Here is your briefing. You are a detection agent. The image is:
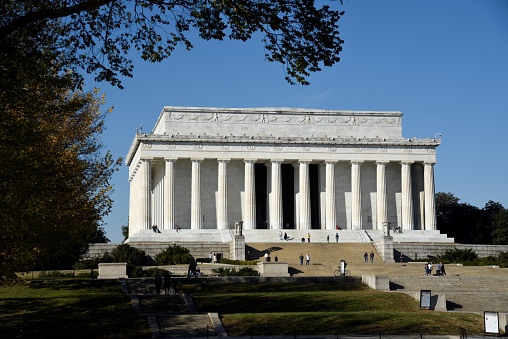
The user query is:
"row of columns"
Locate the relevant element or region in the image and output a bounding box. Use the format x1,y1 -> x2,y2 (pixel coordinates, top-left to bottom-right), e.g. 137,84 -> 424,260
136,158 -> 437,232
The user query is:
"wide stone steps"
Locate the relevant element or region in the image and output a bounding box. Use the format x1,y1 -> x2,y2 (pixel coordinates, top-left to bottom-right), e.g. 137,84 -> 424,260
139,295 -> 189,315
124,278 -> 222,337
158,314 -> 217,338
445,292 -> 508,313
388,275 -> 508,313
389,276 -> 508,293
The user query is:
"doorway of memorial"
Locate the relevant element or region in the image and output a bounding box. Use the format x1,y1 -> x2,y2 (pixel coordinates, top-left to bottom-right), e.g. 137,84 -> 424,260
281,164 -> 295,229
254,164 -> 268,229
309,164 -> 320,229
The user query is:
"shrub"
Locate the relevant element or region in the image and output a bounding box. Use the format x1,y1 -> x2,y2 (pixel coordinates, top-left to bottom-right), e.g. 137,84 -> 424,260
110,244 -> 148,266
75,271 -> 99,278
155,245 -> 191,265
437,248 -> 478,263
218,258 -> 258,265
212,267 -> 260,276
39,271 -> 75,278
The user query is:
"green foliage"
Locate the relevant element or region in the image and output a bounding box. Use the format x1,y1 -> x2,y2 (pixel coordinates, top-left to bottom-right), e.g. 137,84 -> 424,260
212,267 -> 260,276
121,224 -> 129,242
0,0 -> 345,88
436,193 -> 508,245
218,258 -> 258,265
75,271 -> 99,279
437,248 -> 479,263
128,267 -> 167,278
38,271 -> 76,278
109,244 -> 148,266
155,245 -> 191,265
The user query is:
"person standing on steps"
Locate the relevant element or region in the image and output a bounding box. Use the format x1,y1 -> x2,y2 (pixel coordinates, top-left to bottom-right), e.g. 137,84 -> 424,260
307,233 -> 311,243
305,253 -> 310,265
370,251 -> 374,263
364,251 -> 368,263
335,233 -> 339,243
327,234 -> 330,243
299,253 -> 304,265
163,270 -> 172,295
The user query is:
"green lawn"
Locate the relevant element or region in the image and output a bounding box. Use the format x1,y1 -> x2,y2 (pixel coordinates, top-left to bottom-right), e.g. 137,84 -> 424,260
178,282 -> 485,336
1,279 -> 487,338
0,280 -> 150,339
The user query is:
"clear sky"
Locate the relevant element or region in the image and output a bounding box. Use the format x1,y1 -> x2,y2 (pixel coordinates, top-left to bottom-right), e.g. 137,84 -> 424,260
85,0 -> 508,243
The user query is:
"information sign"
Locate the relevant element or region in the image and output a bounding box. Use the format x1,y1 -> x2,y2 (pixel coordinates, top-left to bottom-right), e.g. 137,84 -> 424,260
419,290 -> 431,309
484,311 -> 499,335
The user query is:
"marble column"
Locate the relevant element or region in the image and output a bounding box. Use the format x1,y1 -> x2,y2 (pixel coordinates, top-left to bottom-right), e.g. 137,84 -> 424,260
191,159 -> 203,229
244,159 -> 257,230
270,160 -> 283,229
299,160 -> 311,229
140,159 -> 151,230
351,161 -> 363,230
163,158 -> 177,230
424,162 -> 437,230
217,159 -> 229,229
325,161 -> 337,230
401,161 -> 414,231
376,161 -> 389,231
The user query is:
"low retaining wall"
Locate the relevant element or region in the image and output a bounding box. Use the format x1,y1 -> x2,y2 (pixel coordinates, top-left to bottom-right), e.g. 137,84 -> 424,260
394,243 -> 508,261
98,263 -> 128,279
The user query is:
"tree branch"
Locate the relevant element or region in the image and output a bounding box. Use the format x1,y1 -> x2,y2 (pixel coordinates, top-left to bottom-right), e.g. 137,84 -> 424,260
0,0 -> 116,40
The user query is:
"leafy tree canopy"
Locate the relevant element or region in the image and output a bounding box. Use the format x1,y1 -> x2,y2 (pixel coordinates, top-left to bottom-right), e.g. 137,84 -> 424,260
0,0 -> 345,88
0,23 -> 121,281
436,192 -> 508,245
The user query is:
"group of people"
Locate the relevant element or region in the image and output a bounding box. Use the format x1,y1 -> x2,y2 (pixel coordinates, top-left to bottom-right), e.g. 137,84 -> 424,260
363,251 -> 375,263
154,270 -> 173,295
208,252 -> 217,263
299,253 -> 311,265
264,252 -> 279,262
325,233 -> 340,243
278,231 -> 293,241
424,262 -> 446,276
152,224 -> 181,233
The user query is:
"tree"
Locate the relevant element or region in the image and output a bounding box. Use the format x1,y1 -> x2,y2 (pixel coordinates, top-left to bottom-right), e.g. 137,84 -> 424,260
121,224 -> 129,243
0,28 -> 121,280
484,201 -> 508,245
436,192 -> 481,244
0,0 -> 345,87
436,193 -> 508,245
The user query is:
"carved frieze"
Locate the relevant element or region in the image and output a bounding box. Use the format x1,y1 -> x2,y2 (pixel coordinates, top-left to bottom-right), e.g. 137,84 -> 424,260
167,111 -> 401,127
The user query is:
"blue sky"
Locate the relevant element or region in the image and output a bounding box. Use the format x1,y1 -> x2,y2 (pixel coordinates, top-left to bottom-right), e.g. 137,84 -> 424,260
86,1 -> 508,243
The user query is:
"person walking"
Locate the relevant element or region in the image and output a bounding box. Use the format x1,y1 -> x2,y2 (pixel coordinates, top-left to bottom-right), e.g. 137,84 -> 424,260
299,253 -> 304,265
364,251 -> 368,263
370,251 -> 374,263
305,253 -> 310,265
154,271 -> 163,295
327,234 -> 330,243
335,233 -> 339,243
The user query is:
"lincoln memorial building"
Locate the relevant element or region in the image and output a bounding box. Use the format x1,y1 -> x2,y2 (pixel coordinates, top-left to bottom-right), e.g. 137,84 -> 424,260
125,106 -> 443,243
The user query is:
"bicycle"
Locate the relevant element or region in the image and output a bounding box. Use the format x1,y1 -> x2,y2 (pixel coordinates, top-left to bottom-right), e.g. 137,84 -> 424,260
334,269 -> 351,277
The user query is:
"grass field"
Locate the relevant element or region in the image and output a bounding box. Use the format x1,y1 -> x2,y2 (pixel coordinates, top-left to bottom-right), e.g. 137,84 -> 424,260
178,282 -> 485,336
0,280 -> 150,339
1,279 -> 487,338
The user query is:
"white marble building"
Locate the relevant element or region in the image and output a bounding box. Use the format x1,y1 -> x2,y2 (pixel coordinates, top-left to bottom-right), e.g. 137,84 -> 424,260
126,106 -> 440,240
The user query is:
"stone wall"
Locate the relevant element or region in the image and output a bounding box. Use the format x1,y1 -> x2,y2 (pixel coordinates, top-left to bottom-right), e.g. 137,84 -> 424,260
395,243 -> 508,261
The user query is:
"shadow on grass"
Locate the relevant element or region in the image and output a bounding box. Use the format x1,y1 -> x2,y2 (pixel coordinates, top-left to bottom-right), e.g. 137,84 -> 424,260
0,280 -> 150,339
